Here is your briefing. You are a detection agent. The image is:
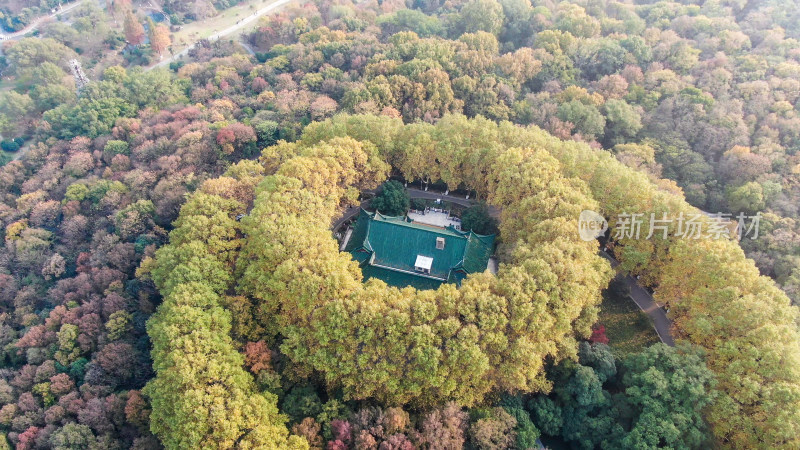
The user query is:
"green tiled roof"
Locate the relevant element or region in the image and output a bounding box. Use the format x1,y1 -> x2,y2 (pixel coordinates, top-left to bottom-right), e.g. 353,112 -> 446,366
345,209 -> 372,263
346,209 -> 495,287
461,233 -> 496,273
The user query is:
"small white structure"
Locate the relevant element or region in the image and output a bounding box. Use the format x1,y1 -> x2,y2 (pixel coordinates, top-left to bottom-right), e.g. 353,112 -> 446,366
414,255 -> 433,274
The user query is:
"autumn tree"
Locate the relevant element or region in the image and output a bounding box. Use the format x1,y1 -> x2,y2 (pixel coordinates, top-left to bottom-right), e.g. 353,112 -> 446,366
148,19 -> 171,57
4,0 -> 800,445
144,189 -> 308,449
109,0 -> 133,19
235,127 -> 610,407
458,0 -> 505,36
123,12 -> 145,46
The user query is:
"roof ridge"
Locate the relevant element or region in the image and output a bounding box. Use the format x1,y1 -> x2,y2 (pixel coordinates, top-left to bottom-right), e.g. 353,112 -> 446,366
364,213 -> 373,251
373,215 -> 467,237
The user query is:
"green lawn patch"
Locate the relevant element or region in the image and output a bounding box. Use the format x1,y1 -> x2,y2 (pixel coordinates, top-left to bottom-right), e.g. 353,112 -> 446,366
598,277 -> 660,356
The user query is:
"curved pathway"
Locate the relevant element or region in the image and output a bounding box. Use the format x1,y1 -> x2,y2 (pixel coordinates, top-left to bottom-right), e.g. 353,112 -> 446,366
238,37 -> 256,56
332,202 -> 366,232
332,187 -> 486,231
406,187 -> 501,217
600,251 -> 675,346
0,0 -> 85,41
149,0 -> 294,70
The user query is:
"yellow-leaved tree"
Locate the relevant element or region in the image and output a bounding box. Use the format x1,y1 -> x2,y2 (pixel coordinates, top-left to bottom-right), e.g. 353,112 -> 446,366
236,129 -> 611,407
142,180 -> 308,449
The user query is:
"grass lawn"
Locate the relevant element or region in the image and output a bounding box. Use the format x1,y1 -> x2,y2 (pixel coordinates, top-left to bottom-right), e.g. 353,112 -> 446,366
598,277 -> 660,356
169,0 -> 273,51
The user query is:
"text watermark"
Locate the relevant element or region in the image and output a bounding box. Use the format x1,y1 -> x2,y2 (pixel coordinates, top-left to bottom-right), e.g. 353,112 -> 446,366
578,210 -> 761,242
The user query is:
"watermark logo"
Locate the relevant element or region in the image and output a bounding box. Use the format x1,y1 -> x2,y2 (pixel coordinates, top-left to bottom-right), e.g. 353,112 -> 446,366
577,211 -> 762,241
579,210 -> 608,241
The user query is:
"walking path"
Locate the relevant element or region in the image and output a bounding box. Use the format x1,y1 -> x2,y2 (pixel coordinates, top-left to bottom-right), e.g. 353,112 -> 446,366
332,202 -> 365,232
149,0 -> 293,70
600,252 -> 675,346
11,143 -> 30,161
407,187 -> 474,207
0,0 -> 86,41
406,187 -> 501,217
239,37 -> 256,56
332,187 -> 484,231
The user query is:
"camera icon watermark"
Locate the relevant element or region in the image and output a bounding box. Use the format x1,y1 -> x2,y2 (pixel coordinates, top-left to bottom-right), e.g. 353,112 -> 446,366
578,210 -> 609,241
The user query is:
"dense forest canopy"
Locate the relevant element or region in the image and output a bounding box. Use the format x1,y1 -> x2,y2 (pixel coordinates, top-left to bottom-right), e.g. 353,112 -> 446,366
0,0 -> 798,448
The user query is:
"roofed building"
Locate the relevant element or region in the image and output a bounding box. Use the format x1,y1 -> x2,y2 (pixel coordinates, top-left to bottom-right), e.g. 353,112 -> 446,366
344,209 -> 495,289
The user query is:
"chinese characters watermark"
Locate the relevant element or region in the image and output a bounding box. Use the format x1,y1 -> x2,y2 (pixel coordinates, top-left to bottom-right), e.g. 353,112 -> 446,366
578,210 -> 761,242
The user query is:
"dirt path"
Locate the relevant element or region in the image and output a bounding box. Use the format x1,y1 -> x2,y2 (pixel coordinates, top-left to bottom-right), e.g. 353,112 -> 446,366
238,38 -> 256,56
149,0 -> 293,70
11,143 -> 30,161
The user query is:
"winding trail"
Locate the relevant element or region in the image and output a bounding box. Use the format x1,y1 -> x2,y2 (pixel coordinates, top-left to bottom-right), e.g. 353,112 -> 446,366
149,0 -> 293,70
0,0 -> 86,41
238,38 -> 256,56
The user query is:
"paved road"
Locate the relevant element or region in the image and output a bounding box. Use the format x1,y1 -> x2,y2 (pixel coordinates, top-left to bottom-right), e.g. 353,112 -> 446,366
406,187 -> 503,217
332,187 -> 482,231
0,0 -> 86,41
407,187 -> 475,207
149,0 -> 293,70
600,251 -> 675,346
332,202 -> 366,232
